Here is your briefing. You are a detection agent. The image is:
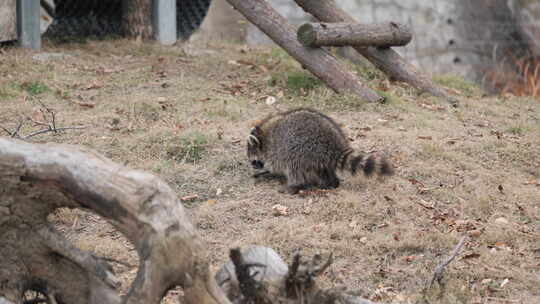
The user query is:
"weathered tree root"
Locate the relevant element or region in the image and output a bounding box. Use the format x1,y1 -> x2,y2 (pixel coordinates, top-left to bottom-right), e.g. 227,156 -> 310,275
0,137 -> 230,304
216,246 -> 381,304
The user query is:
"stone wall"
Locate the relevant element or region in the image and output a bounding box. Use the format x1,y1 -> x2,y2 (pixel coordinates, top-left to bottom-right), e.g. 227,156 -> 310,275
0,0 -> 16,42
200,0 -> 535,83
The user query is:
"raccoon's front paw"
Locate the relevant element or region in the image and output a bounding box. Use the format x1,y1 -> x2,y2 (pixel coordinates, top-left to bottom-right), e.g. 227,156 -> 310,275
252,170 -> 271,178
280,185 -> 302,195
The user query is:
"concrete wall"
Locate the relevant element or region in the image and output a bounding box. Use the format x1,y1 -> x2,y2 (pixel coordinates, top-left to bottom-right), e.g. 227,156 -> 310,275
0,0 -> 16,42
244,0 -> 465,78
199,0 -> 535,83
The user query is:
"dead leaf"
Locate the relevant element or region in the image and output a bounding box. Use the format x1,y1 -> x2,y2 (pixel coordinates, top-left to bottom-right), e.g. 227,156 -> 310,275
462,253 -> 480,260
417,136 -> 432,140
419,103 -> 445,111
404,255 -> 415,263
446,137 -> 459,144
468,229 -> 482,237
494,217 -> 509,225
272,204 -> 289,216
181,194 -> 199,202
75,102 -> 95,108
84,82 -> 103,90
523,180 -> 540,186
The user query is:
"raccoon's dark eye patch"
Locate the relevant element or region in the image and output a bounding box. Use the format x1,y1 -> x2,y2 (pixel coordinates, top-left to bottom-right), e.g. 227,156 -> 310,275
251,160 -> 264,169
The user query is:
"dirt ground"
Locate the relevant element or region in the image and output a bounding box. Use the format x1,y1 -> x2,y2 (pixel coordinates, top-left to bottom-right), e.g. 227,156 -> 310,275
1,38 -> 539,304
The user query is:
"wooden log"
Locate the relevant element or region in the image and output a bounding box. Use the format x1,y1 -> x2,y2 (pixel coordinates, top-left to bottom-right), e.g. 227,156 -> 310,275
293,0 -> 459,106
0,138 -> 231,304
298,22 -> 412,47
225,0 -> 383,103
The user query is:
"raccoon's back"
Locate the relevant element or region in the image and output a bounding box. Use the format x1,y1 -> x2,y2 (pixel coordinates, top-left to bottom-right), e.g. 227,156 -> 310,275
266,109 -> 349,167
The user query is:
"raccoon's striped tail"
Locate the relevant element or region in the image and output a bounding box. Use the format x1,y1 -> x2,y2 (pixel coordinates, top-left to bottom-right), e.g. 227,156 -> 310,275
339,149 -> 394,177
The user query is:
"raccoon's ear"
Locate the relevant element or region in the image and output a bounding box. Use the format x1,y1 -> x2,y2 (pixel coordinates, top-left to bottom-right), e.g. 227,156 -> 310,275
251,126 -> 263,137
248,126 -> 262,149
248,134 -> 260,147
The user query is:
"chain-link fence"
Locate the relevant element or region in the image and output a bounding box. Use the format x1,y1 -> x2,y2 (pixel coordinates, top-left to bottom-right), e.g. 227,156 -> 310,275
43,0 -> 211,41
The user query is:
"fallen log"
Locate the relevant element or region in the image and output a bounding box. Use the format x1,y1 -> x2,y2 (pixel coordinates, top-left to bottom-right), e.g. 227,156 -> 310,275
298,22 -> 412,47
0,137 -> 231,304
293,0 -> 459,106
225,0 -> 383,103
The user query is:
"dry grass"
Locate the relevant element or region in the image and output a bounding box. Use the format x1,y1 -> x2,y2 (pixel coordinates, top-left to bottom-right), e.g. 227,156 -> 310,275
485,55 -> 540,100
1,38 -> 539,304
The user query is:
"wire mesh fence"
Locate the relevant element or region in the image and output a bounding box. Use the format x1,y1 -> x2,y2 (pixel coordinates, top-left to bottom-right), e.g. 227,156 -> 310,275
43,0 -> 212,40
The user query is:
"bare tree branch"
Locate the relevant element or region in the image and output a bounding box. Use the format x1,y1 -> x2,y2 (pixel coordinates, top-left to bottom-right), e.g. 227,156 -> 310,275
428,235 -> 468,289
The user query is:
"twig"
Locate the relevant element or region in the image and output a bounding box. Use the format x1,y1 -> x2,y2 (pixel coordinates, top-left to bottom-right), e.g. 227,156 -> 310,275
428,235 -> 467,288
0,119 -> 25,138
20,126 -> 86,139
1,100 -> 86,139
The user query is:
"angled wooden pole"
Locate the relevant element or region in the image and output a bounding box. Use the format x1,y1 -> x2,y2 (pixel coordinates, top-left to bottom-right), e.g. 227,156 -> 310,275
225,0 -> 383,103
294,0 -> 458,106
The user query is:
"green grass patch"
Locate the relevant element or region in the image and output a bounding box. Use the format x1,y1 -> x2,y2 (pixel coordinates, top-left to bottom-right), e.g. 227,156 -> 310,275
165,132 -> 208,163
433,74 -> 480,97
269,70 -> 322,94
21,81 -> 50,95
506,125 -> 525,135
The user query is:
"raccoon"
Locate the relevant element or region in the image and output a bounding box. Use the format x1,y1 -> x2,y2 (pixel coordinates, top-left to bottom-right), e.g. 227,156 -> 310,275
247,108 -> 393,194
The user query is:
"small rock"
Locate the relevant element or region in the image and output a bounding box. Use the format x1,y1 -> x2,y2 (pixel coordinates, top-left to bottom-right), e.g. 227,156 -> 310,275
481,278 -> 493,285
265,96 -> 276,106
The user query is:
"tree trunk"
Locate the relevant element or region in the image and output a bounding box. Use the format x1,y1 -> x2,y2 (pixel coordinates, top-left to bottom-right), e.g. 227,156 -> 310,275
297,22 -> 412,47
122,0 -> 153,40
225,0 -> 383,103
293,0 -> 459,106
0,138 -> 230,304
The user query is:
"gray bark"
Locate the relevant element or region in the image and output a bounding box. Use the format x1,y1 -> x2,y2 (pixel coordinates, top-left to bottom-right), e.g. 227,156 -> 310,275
216,246 -> 384,304
122,0 -> 153,39
298,22 -> 412,47
0,137 -> 230,304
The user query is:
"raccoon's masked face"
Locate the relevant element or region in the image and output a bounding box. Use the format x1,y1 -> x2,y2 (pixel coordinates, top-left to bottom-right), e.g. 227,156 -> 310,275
247,126 -> 265,169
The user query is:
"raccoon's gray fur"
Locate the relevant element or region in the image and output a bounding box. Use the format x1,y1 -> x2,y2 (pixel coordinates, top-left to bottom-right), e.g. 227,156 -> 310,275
247,108 -> 393,194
